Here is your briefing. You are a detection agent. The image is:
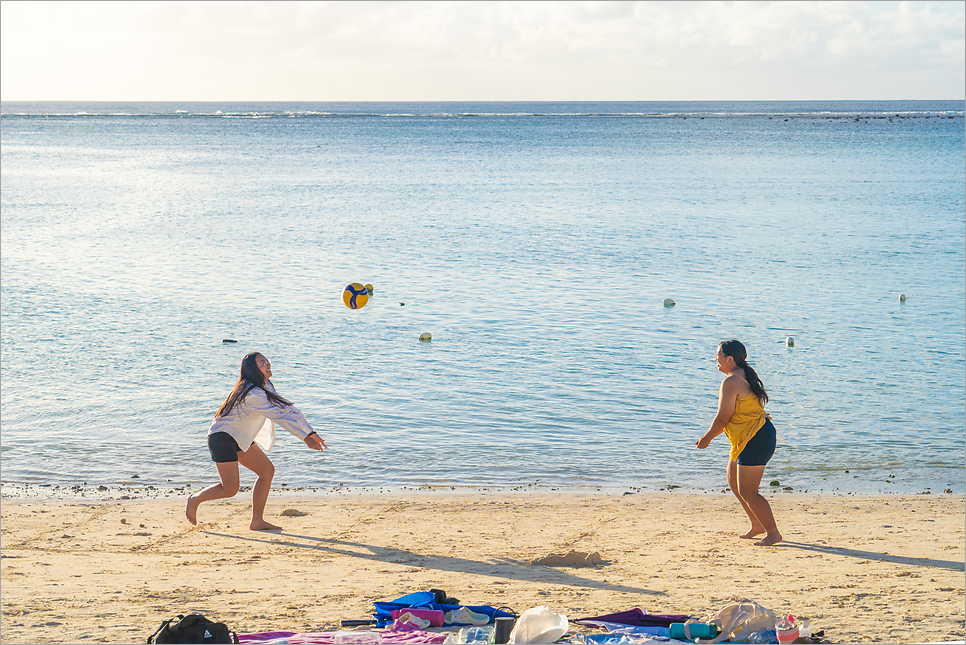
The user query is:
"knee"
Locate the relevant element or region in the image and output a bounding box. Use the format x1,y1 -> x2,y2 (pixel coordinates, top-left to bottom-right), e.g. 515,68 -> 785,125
223,482 -> 240,497
259,462 -> 275,481
738,488 -> 761,503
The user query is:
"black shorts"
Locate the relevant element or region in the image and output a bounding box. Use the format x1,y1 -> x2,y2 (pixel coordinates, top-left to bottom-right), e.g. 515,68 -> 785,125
208,432 -> 244,463
736,419 -> 776,467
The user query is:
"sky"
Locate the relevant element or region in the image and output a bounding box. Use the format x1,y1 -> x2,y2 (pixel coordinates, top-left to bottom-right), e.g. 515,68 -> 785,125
1,1 -> 963,101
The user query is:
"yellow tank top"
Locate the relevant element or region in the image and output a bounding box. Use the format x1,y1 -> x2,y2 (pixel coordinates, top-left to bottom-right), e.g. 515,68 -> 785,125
723,392 -> 770,461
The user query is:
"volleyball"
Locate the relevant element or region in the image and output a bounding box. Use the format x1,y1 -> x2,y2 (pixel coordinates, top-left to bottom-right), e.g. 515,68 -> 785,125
342,283 -> 370,309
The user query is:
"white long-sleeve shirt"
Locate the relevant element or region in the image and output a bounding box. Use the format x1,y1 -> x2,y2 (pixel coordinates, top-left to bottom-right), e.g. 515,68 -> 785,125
208,381 -> 314,453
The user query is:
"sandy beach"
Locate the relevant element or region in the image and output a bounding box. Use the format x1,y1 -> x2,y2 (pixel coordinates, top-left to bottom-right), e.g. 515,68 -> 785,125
1,491 -> 963,644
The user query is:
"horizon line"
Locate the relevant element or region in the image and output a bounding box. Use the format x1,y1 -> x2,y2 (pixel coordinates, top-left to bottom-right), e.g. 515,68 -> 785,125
3,98 -> 965,103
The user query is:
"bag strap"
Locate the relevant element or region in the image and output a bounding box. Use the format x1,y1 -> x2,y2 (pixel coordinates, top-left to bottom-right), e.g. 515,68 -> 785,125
495,606 -> 518,619
147,616 -> 182,644
147,621 -> 168,644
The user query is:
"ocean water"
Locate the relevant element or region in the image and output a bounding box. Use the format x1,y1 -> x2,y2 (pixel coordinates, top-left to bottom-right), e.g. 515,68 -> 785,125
1,101 -> 964,497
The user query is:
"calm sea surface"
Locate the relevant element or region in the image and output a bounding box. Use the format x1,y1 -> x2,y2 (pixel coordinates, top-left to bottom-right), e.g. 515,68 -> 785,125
2,101 -> 964,497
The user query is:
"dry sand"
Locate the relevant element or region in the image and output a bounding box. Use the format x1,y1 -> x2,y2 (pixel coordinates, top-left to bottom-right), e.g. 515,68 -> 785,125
1,492 -> 963,644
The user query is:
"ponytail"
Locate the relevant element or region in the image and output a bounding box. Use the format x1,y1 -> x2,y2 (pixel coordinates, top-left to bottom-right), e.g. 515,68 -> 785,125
719,339 -> 769,406
738,360 -> 769,406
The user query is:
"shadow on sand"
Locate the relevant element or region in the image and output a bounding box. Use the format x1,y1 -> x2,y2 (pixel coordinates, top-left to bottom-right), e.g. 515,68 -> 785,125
203,530 -> 661,596
779,541 -> 963,571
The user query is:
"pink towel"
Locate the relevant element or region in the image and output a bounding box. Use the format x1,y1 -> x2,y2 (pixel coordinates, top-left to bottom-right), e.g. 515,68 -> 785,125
238,627 -> 449,644
389,609 -> 445,627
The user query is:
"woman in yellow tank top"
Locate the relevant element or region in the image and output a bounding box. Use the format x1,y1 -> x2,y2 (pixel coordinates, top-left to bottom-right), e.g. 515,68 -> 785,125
695,340 -> 782,546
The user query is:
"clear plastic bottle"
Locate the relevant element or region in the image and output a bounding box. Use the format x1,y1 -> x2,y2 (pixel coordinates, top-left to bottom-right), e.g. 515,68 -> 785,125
748,629 -> 778,644
458,626 -> 494,644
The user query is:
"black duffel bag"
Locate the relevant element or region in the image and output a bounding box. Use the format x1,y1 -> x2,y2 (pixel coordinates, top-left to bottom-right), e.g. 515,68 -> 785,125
148,613 -> 238,644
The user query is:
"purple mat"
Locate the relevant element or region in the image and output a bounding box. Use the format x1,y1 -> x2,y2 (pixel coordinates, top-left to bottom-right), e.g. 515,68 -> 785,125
575,608 -> 693,628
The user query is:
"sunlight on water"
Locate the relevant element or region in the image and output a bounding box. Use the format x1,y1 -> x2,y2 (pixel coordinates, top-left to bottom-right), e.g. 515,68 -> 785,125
1,102 -> 963,496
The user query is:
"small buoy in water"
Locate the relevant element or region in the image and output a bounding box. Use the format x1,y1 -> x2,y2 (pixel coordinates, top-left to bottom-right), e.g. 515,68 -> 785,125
419,332 -> 432,341
663,299 -> 675,307
785,337 -> 795,347
899,294 -> 907,302
364,283 -> 374,296
222,339 -> 237,343
399,302 -> 405,306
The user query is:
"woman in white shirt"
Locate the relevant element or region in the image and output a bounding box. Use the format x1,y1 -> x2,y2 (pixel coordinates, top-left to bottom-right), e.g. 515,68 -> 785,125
186,352 -> 327,530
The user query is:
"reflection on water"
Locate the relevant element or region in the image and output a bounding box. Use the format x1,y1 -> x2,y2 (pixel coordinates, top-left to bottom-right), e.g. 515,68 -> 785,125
1,102 -> 963,495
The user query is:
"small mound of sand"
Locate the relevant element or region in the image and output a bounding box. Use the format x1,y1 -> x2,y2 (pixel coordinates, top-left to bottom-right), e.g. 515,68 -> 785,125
530,550 -> 604,567
279,508 -> 308,517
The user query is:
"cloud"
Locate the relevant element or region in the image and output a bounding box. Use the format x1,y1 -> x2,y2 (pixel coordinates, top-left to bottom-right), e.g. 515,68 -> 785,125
1,0 -> 963,100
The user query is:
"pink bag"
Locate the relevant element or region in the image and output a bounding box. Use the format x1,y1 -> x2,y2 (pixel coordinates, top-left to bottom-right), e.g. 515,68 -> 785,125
389,609 -> 445,627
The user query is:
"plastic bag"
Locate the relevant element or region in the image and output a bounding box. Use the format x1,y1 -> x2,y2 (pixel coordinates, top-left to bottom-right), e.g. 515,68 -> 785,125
508,606 -> 568,644
705,602 -> 777,643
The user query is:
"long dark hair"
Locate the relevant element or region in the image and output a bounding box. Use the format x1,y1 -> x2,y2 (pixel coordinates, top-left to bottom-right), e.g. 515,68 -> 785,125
719,339 -> 769,406
216,352 -> 292,418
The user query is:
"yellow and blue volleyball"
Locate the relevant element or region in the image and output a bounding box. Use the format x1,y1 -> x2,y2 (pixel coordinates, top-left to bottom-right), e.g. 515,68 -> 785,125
342,283 -> 370,309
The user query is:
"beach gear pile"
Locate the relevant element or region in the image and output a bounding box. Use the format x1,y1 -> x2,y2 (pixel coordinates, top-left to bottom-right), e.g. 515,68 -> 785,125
225,591 -> 831,644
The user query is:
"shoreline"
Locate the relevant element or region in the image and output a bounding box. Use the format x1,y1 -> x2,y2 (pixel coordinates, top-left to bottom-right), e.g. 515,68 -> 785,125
2,492 -> 963,644
2,480 -> 961,503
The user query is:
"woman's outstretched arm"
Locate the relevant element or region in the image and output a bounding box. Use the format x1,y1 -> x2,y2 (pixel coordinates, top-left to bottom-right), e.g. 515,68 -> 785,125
696,375 -> 741,449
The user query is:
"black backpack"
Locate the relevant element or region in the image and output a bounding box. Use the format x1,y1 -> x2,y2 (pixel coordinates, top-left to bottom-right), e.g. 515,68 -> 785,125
148,614 -> 239,644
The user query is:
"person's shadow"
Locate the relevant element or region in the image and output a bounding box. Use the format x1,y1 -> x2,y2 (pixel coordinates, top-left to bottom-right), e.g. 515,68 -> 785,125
778,541 -> 963,571
203,530 -> 661,596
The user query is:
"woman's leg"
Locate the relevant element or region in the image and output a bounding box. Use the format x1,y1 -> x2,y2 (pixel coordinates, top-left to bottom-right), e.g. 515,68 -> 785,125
237,443 -> 281,531
735,463 -> 782,546
727,459 -> 766,538
185,461 -> 241,525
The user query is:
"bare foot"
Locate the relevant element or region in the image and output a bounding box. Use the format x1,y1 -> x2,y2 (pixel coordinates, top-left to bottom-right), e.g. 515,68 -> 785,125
754,533 -> 783,547
740,526 -> 766,539
185,495 -> 199,526
250,520 -> 282,531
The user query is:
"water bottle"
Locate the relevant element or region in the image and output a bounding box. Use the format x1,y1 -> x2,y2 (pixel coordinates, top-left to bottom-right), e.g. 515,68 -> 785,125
799,619 -> 812,639
669,623 -> 719,639
748,630 -> 778,644
494,617 -> 515,644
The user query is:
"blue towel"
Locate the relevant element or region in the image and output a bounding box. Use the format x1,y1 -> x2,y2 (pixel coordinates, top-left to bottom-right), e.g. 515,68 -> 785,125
373,592 -> 514,627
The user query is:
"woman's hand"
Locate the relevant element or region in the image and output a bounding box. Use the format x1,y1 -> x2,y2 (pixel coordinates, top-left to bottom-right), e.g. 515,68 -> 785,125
695,433 -> 713,449
305,433 -> 327,452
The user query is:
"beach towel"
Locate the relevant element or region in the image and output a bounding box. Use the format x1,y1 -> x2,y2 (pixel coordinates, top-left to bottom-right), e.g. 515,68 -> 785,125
576,623 -> 672,639
237,630 -> 447,644
372,591 -> 514,627
583,634 -> 676,644
575,608 -> 693,628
